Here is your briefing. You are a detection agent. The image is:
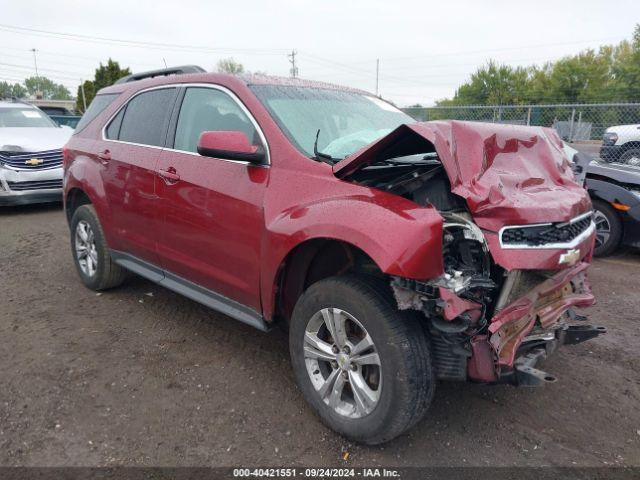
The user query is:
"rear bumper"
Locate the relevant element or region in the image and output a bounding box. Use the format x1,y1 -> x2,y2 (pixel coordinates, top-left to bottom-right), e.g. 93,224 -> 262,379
0,166 -> 63,206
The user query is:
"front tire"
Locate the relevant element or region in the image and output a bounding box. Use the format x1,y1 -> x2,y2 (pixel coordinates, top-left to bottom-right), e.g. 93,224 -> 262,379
70,205 -> 127,290
592,199 -> 622,257
619,147 -> 640,166
289,275 -> 435,444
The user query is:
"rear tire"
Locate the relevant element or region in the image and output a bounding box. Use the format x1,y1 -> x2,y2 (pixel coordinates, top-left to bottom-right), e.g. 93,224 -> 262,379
289,274 -> 435,444
592,199 -> 622,257
70,204 -> 127,290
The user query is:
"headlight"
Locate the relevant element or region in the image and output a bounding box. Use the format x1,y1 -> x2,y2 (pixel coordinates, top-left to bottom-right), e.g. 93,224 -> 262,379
602,132 -> 618,146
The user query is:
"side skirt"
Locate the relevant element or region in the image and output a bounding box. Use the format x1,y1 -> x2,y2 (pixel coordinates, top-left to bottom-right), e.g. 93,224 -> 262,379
110,250 -> 269,332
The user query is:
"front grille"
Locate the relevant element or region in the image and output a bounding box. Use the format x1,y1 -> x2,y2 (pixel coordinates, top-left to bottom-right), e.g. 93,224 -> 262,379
0,149 -> 63,170
7,179 -> 62,191
501,213 -> 593,248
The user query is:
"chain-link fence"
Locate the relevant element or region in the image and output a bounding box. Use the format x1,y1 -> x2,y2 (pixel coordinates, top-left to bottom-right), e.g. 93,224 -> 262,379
401,103 -> 640,164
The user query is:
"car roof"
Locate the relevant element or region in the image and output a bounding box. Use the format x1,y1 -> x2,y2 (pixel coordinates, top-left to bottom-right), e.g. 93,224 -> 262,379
98,72 -> 371,97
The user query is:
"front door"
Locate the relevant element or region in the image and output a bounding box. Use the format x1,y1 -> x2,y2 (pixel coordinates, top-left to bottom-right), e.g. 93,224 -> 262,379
155,86 -> 268,311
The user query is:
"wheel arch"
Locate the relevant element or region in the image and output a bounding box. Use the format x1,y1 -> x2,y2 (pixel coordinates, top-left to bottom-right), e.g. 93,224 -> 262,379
270,238 -> 386,323
619,140 -> 640,152
65,187 -> 93,225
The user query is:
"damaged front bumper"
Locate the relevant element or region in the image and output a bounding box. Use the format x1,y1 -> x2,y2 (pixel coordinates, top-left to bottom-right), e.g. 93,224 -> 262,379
395,260 -> 604,386
469,261 -> 603,384
506,323 -> 607,386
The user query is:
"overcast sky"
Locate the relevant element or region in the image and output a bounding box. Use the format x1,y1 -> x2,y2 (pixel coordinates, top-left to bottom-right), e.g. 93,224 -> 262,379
2,0 -> 639,106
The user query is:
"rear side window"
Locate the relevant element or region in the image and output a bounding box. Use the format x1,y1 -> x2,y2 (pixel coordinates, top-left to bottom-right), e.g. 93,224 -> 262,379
105,108 -> 125,140
74,93 -> 118,133
117,88 -> 177,147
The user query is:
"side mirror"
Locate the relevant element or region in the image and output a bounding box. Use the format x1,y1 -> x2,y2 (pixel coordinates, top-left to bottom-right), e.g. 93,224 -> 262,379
197,131 -> 265,164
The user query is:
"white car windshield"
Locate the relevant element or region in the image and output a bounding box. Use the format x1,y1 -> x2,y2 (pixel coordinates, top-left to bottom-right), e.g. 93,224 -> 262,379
0,107 -> 57,128
250,85 -> 414,161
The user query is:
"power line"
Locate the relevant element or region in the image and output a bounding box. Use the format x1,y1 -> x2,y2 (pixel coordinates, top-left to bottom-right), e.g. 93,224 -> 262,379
349,35 -> 629,65
0,44 -> 164,69
0,61 -> 84,78
0,24 -> 288,55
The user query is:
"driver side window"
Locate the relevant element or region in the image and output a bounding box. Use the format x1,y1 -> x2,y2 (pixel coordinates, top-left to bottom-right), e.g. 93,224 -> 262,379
173,87 -> 260,154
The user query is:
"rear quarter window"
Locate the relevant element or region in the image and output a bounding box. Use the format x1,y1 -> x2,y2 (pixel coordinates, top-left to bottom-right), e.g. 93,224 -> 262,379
74,93 -> 119,133
117,88 -> 177,147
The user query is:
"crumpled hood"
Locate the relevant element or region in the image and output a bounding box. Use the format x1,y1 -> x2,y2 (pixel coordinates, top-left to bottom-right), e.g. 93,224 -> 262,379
0,127 -> 73,153
333,121 -> 592,231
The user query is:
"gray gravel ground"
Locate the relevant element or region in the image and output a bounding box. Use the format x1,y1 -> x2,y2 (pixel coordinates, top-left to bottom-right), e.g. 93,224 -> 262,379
1,203 -> 639,467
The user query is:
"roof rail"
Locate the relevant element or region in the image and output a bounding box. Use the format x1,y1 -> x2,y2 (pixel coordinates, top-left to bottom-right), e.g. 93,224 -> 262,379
114,65 -> 206,84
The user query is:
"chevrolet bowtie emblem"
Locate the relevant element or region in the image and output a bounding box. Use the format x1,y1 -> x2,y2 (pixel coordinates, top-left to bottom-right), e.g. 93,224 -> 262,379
559,248 -> 580,266
25,158 -> 44,166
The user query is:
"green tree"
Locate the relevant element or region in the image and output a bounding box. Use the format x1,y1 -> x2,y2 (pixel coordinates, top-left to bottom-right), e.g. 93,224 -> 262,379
544,49 -> 612,103
437,61 -> 530,106
216,58 -> 244,75
0,81 -> 27,99
612,25 -> 640,101
76,80 -> 96,112
436,24 -> 640,106
23,76 -> 71,100
76,59 -> 130,112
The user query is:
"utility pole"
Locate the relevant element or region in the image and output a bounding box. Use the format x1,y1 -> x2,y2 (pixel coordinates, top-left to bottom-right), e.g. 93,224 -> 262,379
288,49 -> 298,78
375,58 -> 379,97
80,79 -> 87,112
31,48 -> 41,98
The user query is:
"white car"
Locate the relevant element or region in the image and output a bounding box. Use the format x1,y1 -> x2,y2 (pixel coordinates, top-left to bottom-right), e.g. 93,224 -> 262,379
600,123 -> 640,165
0,100 -> 73,206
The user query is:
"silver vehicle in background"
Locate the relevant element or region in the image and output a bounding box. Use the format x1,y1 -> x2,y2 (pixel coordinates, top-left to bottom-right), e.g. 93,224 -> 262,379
0,100 -> 73,206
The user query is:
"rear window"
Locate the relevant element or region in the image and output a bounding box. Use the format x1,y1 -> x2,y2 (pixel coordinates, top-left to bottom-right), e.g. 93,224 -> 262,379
117,88 -> 177,147
74,93 -> 119,133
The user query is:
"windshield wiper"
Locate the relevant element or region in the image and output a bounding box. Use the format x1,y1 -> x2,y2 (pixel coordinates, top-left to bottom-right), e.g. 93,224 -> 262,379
313,129 -> 337,164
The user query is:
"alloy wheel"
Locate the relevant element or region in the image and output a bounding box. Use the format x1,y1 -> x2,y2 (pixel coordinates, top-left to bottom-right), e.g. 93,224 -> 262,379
75,220 -> 98,277
593,210 -> 611,249
303,307 -> 381,419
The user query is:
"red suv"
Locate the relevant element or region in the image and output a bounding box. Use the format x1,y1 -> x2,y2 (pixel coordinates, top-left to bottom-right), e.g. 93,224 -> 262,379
63,67 -> 605,444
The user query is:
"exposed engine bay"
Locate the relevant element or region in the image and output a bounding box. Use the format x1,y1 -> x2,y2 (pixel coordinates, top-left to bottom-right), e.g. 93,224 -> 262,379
347,154 -> 602,385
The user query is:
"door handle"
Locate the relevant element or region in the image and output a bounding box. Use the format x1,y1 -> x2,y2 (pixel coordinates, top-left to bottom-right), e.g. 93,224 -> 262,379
158,167 -> 180,183
97,149 -> 111,164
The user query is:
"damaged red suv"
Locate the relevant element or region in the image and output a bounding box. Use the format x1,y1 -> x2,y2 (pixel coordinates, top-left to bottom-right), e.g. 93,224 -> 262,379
63,67 -> 605,444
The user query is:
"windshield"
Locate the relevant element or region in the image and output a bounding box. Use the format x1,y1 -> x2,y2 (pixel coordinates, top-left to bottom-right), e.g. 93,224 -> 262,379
250,85 -> 414,160
0,107 -> 57,128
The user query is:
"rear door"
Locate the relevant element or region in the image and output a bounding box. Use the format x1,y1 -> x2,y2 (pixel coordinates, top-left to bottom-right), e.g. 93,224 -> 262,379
101,87 -> 178,266
154,85 -> 269,310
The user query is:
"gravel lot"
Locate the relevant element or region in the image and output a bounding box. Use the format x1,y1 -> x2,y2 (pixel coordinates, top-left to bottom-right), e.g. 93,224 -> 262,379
1,203 -> 639,467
